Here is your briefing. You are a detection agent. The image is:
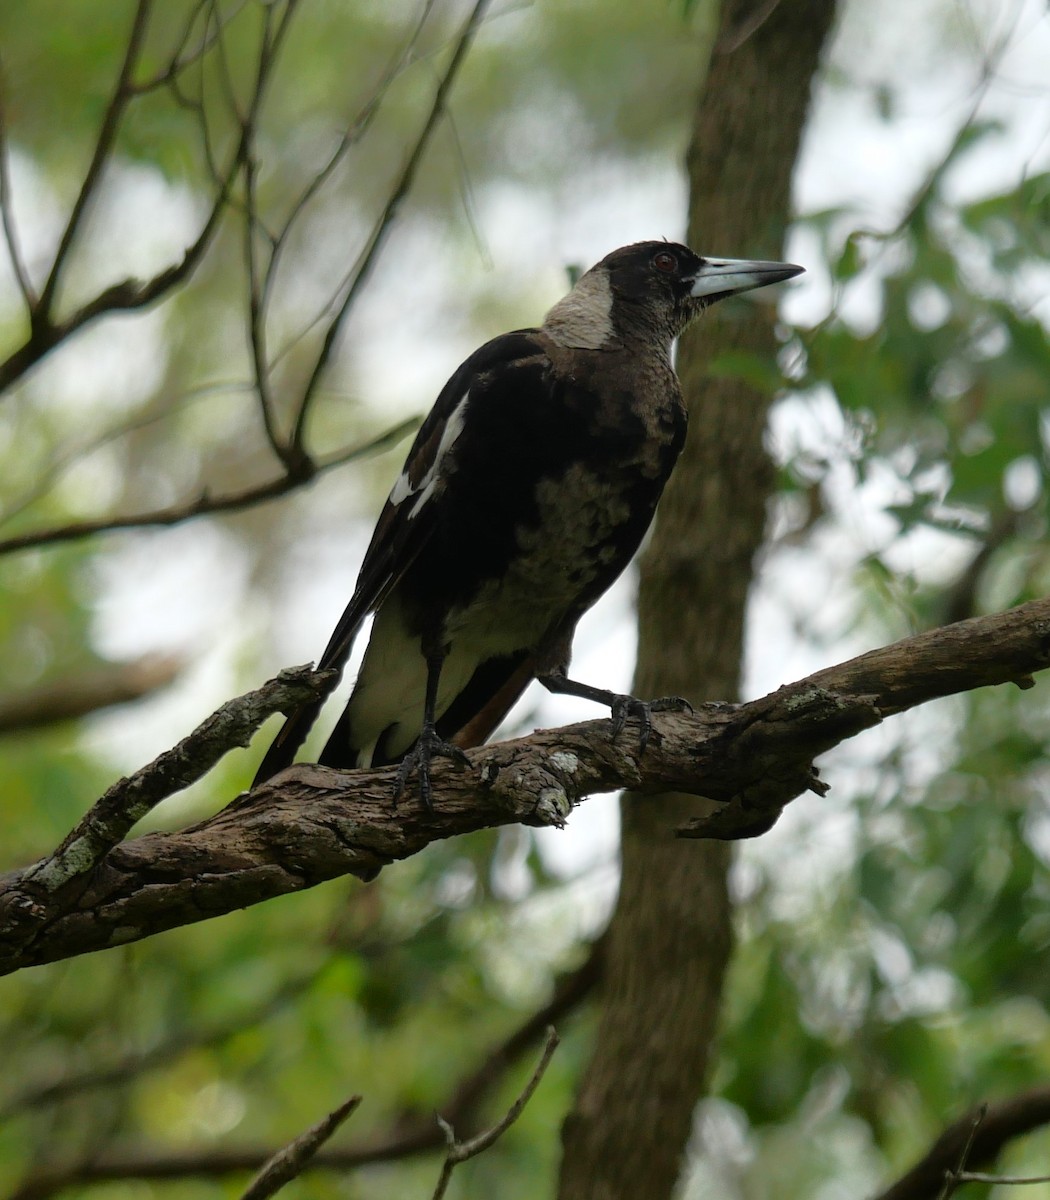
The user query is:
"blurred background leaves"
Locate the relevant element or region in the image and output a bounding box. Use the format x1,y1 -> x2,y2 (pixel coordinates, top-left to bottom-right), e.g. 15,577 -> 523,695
2,0 -> 1050,1196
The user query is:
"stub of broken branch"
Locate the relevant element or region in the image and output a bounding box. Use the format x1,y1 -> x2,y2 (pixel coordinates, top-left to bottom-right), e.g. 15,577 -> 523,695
1,597 -> 1049,976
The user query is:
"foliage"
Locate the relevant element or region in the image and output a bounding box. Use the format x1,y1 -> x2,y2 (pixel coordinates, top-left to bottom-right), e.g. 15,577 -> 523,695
1,0 -> 1050,1197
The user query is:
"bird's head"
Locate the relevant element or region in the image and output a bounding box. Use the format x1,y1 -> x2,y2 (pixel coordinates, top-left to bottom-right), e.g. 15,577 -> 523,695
543,240 -> 804,352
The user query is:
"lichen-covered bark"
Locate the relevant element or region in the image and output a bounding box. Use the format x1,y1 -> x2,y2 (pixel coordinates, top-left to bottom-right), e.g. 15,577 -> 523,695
556,3 -> 840,1196
4,597 -> 1048,976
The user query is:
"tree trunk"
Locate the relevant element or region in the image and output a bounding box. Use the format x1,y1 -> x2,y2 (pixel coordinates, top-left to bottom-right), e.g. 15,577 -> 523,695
556,2 -> 839,1196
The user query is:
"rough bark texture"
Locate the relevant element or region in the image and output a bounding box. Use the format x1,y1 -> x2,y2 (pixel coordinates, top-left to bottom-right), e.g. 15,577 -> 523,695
556,3 -> 839,1196
3,597 -> 1049,976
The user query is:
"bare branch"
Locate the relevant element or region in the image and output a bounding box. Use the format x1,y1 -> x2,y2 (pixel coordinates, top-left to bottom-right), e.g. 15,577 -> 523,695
290,0 -> 494,453
677,594 -> 1050,839
0,415 -> 420,556
0,0 -> 302,396
7,956 -> 595,1198
0,160 -> 233,394
243,141 -> 287,465
938,1105 -> 986,1200
236,3 -> 306,471
0,961 -> 325,1120
954,1171 -> 1050,1186
0,655 -> 182,734
240,1095 -> 362,1200
874,1088 -> 1050,1200
35,0 -> 154,321
17,663 -> 336,898
259,0 -> 439,367
430,1027 -> 560,1200
0,378 -> 254,528
127,0 -> 229,96
2,598 -> 1049,976
0,57 -> 37,309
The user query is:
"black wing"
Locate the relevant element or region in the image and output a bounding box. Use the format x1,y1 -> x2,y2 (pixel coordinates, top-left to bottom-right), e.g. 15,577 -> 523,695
252,329 -> 547,784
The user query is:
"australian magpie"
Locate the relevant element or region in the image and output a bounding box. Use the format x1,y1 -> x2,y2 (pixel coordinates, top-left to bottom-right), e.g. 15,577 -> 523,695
254,241 -> 803,806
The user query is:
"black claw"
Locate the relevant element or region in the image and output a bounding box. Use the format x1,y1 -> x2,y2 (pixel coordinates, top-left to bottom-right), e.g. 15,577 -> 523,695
608,693 -> 693,754
393,728 -> 469,811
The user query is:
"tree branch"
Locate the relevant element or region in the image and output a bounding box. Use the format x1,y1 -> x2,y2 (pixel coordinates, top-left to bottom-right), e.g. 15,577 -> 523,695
430,1028 -> 560,1200
35,0 -> 154,320
873,1088 -> 1050,1200
0,160 -> 235,394
2,598 -> 1049,976
0,655 -> 182,734
12,663 -> 336,900
239,1094 -> 362,1200
7,952 -> 596,1198
0,416 -> 419,556
0,56 -> 37,309
0,962 -> 327,1121
0,0 -> 297,396
289,0 -> 493,453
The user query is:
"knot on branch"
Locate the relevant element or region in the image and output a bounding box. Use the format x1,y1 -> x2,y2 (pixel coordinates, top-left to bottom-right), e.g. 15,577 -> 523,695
679,687 -> 884,840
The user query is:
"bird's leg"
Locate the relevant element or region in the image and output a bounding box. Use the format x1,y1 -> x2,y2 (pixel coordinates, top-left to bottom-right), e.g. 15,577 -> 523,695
537,669 -> 692,754
393,644 -> 470,810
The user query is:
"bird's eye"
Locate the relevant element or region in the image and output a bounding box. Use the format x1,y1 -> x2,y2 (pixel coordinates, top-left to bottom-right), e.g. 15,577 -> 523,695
652,251 -> 678,274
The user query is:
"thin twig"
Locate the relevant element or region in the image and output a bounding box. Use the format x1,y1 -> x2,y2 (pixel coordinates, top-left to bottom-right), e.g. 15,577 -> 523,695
954,1171 -> 1050,1185
243,146 -> 287,464
210,0 -> 247,129
239,1095 -> 362,1200
874,1088 -> 1050,1200
258,0 -> 439,341
127,0 -> 220,95
21,663 -> 336,894
0,655 -> 181,735
430,1027 -> 560,1200
0,962 -> 327,1120
0,57 -> 37,309
0,415 -> 419,556
290,0 -> 494,454
4,959 -> 595,1198
0,147 -> 237,393
938,1105 -> 987,1200
0,378 -> 255,529
239,1 -> 302,468
0,0 -> 304,395
36,0 -> 154,320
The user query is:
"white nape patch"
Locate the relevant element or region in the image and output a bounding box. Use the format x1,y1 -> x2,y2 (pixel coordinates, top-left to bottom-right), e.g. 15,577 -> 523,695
543,267 -> 615,350
388,393 -> 470,508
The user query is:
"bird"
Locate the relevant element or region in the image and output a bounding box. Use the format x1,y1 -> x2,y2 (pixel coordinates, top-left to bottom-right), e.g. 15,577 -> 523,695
254,240 -> 803,807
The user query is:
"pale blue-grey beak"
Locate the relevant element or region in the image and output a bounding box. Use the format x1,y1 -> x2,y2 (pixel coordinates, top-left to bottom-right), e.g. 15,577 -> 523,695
688,257 -> 804,300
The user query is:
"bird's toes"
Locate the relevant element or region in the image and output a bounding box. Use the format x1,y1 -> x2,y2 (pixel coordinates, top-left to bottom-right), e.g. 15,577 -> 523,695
609,695 -> 653,751
393,731 -> 470,810
392,749 -> 423,806
610,694 -> 692,753
444,743 -> 471,769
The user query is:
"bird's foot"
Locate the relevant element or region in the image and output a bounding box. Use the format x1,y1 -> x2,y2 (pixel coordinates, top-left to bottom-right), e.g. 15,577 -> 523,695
610,694 -> 693,754
393,726 -> 470,811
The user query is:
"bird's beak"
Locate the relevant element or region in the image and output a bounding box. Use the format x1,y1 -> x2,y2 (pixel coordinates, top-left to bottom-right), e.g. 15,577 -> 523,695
688,257 -> 804,300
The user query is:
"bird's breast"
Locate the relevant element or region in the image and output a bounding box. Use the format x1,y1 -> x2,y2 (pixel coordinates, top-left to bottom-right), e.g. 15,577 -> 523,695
399,352 -> 686,652
440,459 -> 653,653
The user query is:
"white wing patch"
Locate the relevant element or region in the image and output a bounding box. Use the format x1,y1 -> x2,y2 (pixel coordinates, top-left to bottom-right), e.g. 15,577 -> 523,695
388,392 -> 470,514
